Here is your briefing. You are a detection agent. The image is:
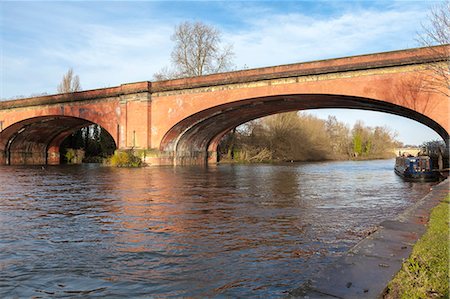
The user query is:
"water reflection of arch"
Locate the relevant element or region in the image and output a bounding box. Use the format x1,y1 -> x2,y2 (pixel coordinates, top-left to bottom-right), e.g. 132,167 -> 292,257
160,94 -> 449,164
0,116 -> 116,165
107,164 -> 332,293
110,166 -> 247,254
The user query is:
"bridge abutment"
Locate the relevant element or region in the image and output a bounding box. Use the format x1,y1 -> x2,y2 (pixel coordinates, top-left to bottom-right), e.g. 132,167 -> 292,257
47,146 -> 60,165
174,151 -> 218,166
9,150 -> 47,165
140,149 -> 218,166
174,151 -> 209,166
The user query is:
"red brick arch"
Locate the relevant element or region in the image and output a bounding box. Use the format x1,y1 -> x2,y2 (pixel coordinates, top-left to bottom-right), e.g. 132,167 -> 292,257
159,94 -> 448,165
149,45 -> 449,166
0,115 -> 117,165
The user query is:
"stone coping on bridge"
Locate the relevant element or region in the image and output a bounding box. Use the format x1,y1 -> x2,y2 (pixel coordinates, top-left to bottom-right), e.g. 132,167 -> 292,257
0,81 -> 152,110
152,45 -> 448,93
1,45 -> 448,110
288,178 -> 449,299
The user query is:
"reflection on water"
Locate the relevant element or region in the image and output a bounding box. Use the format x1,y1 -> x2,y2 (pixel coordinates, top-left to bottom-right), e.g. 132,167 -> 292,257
0,160 -> 433,297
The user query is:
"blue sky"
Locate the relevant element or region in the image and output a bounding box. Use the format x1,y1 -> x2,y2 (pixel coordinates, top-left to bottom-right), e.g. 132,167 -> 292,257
0,0 -> 443,145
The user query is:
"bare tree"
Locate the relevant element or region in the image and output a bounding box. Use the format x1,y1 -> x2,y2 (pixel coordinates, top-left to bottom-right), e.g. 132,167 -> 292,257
417,0 -> 449,96
153,66 -> 179,81
57,68 -> 81,93
154,21 -> 234,80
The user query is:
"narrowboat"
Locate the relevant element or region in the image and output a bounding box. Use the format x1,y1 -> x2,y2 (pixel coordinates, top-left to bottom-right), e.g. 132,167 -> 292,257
394,155 -> 440,181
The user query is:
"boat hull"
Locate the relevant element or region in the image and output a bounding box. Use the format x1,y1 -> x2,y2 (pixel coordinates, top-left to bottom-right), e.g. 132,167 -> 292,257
394,167 -> 440,182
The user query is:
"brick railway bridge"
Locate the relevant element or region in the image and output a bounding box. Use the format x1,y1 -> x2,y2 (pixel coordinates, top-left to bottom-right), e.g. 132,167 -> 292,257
0,45 -> 448,165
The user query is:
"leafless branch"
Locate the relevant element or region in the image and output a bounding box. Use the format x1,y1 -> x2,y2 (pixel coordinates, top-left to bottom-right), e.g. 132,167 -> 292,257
57,68 -> 82,93
154,21 -> 234,80
417,1 -> 450,96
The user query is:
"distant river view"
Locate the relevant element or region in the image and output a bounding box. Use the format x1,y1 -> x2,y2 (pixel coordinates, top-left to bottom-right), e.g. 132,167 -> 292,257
0,160 -> 434,297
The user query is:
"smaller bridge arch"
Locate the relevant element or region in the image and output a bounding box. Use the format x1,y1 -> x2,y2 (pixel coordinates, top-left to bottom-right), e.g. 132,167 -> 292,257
0,116 -> 117,165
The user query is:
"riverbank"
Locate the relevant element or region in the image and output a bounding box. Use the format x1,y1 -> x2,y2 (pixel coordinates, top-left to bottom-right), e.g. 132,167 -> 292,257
384,195 -> 449,298
289,178 -> 449,298
218,155 -> 396,165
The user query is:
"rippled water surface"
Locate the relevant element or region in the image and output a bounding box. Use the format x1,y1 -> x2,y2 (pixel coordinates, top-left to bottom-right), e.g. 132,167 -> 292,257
0,160 -> 434,297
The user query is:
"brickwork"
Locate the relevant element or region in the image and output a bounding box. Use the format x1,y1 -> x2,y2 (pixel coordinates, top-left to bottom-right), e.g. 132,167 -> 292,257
0,46 -> 448,165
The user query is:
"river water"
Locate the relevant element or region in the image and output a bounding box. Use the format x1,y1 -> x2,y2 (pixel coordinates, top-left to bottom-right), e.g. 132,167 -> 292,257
0,159 -> 434,298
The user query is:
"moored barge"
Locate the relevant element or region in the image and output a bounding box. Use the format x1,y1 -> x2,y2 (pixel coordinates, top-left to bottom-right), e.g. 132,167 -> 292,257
395,155 -> 441,182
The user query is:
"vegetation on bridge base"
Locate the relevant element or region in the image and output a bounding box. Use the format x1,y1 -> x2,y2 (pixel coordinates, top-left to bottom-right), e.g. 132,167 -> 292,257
384,195 -> 449,299
106,150 -> 145,167
64,148 -> 85,164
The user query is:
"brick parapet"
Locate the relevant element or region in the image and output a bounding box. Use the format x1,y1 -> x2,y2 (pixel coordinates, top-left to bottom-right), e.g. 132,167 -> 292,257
0,82 -> 151,110
1,45 -> 447,110
151,45 -> 448,92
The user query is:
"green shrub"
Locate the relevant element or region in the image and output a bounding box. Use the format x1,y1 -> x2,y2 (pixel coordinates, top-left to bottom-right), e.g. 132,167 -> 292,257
64,148 -> 85,164
107,150 -> 144,167
65,149 -> 75,163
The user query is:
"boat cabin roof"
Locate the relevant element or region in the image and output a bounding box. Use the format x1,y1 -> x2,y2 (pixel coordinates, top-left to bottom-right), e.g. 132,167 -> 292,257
398,155 -> 430,162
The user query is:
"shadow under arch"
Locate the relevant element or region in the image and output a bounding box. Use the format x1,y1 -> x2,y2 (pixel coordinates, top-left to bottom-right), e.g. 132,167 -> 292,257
160,94 -> 449,165
0,115 -> 117,165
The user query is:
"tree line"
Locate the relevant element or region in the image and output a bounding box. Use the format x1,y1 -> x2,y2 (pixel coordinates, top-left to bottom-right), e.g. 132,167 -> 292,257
218,112 -> 401,163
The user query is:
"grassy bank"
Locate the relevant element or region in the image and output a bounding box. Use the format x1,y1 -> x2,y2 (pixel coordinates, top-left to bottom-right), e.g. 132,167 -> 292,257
384,195 -> 449,299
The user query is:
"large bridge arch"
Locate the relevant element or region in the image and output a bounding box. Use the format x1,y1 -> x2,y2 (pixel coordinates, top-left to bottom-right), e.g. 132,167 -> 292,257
150,46 -> 449,166
0,115 -> 117,165
159,94 -> 449,165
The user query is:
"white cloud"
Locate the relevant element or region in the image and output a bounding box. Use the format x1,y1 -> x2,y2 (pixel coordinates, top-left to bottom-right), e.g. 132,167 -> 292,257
38,23 -> 174,90
3,19 -> 175,95
1,2 -> 427,97
226,8 -> 424,69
